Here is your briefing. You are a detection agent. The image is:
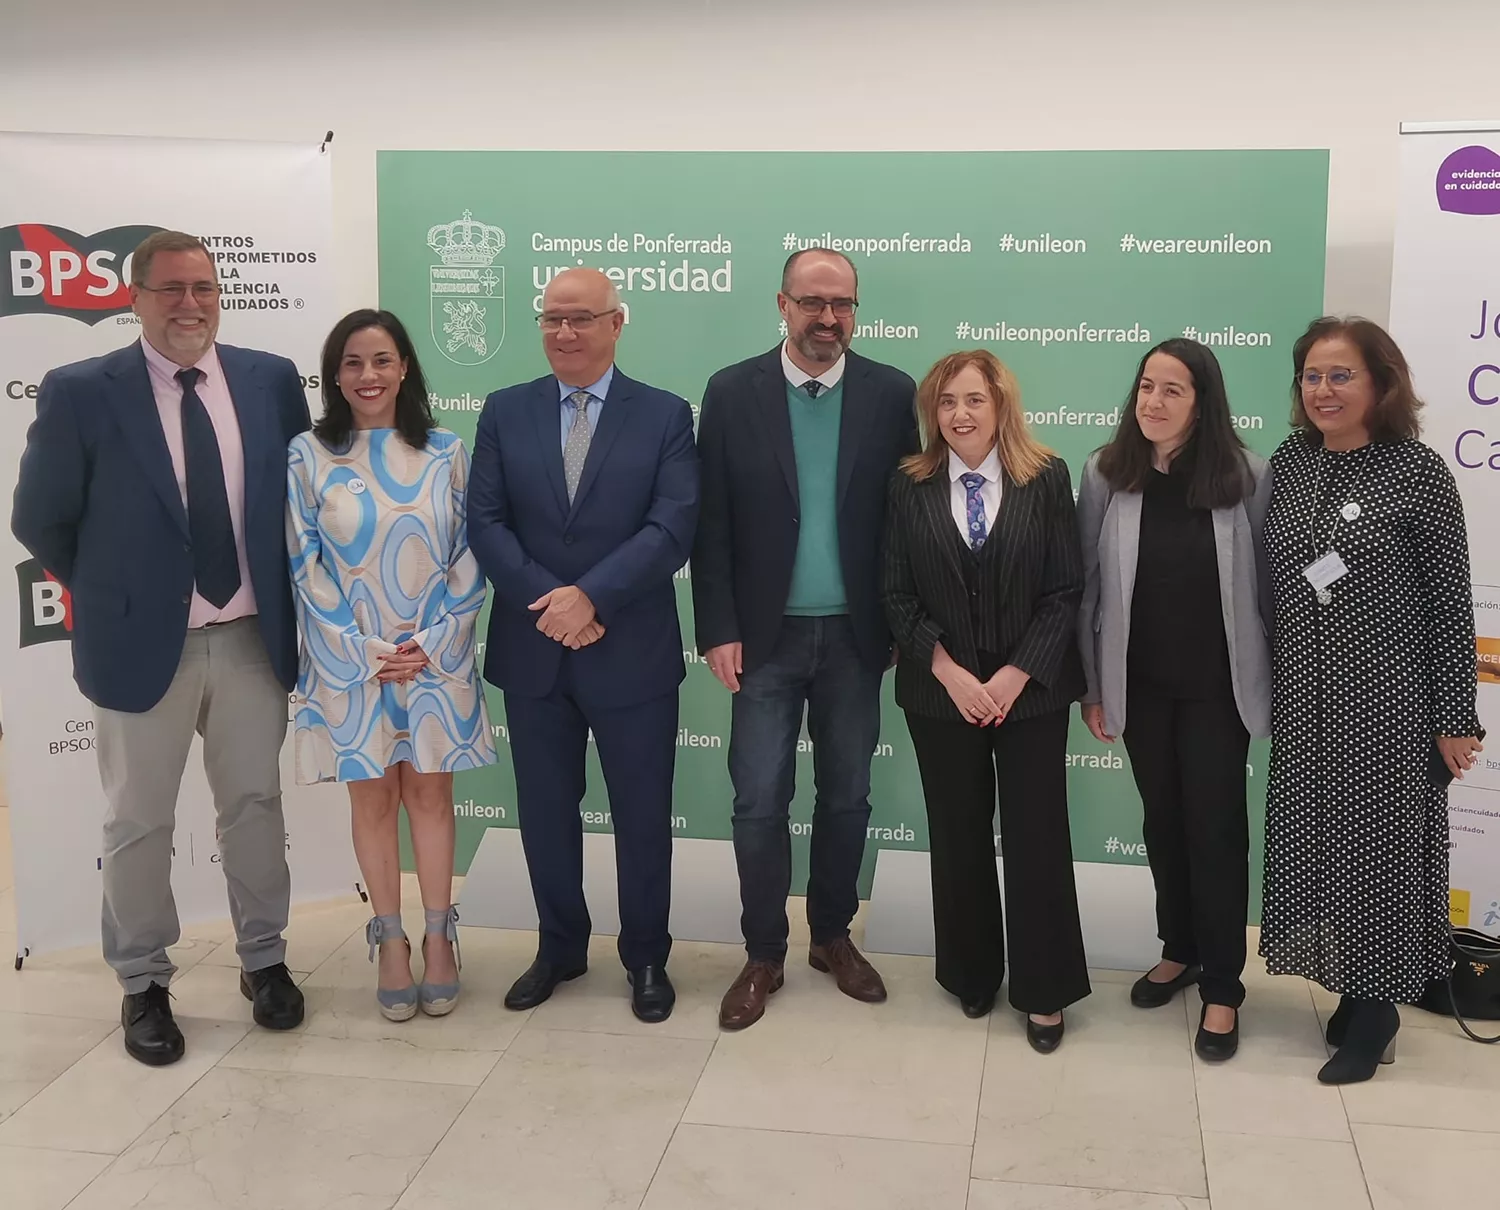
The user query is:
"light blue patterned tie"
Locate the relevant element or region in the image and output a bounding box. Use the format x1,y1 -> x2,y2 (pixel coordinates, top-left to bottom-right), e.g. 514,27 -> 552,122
961,471 -> 988,550
563,390 -> 592,503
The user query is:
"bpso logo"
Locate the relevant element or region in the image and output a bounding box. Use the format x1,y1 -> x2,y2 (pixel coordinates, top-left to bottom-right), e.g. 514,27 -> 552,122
427,210 -> 505,365
16,558 -> 71,646
1,223 -> 163,324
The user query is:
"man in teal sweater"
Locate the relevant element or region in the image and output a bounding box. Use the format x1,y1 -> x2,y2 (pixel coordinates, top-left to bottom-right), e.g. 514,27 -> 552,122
693,248 -> 919,1029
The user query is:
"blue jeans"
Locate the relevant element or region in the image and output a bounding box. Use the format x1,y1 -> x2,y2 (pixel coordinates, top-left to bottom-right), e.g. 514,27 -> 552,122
728,615 -> 884,962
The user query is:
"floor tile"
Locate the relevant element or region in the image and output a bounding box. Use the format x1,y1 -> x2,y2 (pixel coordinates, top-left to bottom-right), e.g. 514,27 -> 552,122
0,1012 -> 118,1124
683,952 -> 987,1145
0,1017 -> 246,1154
972,993 -> 1205,1197
0,944 -> 125,1023
0,1144 -> 113,1210
1204,1132 -> 1371,1210
196,894 -> 368,973
1191,977 -> 1350,1142
641,1123 -> 971,1210
1338,1017 -> 1500,1131
526,934 -> 746,1042
1355,1123 -> 1500,1209
968,1181 -> 1212,1209
396,1027 -> 711,1210
66,1067 -> 472,1210
221,1026 -> 502,1088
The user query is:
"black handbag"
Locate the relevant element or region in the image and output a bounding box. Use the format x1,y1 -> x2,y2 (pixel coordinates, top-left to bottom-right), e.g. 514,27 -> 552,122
1418,927 -> 1500,1043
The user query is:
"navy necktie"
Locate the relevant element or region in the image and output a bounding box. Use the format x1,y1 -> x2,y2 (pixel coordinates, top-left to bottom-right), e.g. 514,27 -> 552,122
177,367 -> 240,608
804,380 -> 823,399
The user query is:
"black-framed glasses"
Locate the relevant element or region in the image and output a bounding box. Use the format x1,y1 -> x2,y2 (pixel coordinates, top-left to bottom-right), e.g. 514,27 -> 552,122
537,308 -> 618,333
1299,367 -> 1360,390
786,295 -> 858,319
137,282 -> 221,304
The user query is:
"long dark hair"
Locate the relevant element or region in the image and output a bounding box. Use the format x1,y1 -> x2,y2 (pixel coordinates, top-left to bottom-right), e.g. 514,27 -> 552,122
314,309 -> 434,450
1289,316 -> 1423,443
1094,338 -> 1250,509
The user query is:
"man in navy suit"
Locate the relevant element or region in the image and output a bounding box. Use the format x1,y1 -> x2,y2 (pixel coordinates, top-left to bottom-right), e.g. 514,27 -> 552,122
11,232 -> 310,1065
468,267 -> 698,1023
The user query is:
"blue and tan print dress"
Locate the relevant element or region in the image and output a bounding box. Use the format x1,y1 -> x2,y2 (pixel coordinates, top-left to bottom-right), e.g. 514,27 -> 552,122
286,427 -> 497,783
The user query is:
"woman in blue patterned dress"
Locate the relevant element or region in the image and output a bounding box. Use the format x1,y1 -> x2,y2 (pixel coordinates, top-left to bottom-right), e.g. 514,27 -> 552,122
287,309 -> 496,1020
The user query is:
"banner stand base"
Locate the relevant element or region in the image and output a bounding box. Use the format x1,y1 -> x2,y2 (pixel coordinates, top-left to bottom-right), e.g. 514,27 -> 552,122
864,847 -> 1162,972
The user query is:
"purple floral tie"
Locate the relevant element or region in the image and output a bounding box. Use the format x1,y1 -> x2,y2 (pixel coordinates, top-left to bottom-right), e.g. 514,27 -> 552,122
961,472 -> 988,550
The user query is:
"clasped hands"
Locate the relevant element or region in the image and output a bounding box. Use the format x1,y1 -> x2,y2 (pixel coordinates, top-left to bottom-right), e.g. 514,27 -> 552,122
932,643 -> 1028,726
529,585 -> 604,649
376,641 -> 429,684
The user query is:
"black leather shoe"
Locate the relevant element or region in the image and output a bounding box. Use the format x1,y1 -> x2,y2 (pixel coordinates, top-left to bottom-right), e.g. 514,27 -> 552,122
1318,1000 -> 1398,1085
1195,1004 -> 1239,1062
1325,994 -> 1354,1047
240,963 -> 305,1030
1130,963 -> 1201,1008
628,965 -> 676,1024
1025,1013 -> 1065,1054
122,982 -> 185,1066
504,958 -> 587,1010
961,992 -> 996,1019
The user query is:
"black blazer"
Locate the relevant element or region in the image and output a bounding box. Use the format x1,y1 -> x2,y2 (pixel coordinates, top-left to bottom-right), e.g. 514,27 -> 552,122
882,455 -> 1085,723
691,346 -> 918,674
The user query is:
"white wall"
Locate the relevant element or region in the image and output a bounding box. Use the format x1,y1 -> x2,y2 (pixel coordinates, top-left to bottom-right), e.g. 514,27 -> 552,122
3,0 -> 1497,325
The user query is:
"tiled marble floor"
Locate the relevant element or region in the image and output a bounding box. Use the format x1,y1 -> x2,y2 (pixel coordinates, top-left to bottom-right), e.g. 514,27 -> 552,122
1,789 -> 1496,1208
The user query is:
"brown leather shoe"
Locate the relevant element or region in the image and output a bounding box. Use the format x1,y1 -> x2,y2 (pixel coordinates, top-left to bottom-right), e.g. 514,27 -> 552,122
719,960 -> 785,1030
809,937 -> 888,1003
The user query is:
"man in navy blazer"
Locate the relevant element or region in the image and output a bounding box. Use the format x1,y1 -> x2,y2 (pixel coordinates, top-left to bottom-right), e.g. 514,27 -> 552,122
11,232 -> 310,1066
468,267 -> 698,1023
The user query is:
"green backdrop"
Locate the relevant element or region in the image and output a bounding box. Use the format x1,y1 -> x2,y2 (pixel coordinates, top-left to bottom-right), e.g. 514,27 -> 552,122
376,150 -> 1329,919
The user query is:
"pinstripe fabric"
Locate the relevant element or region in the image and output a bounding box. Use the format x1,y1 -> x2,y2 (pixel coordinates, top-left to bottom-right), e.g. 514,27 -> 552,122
883,454 -> 1085,723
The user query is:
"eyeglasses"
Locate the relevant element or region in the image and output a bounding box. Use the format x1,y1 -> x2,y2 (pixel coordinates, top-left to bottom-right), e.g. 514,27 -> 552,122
786,295 -> 858,319
136,282 -> 221,304
537,309 -> 618,333
1299,367 -> 1360,390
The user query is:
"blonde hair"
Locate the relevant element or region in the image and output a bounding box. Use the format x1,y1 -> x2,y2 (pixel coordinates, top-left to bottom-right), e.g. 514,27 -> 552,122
901,349 -> 1052,484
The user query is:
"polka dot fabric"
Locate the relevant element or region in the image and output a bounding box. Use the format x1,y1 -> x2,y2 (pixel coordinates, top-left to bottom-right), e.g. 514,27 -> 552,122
1260,432 -> 1480,1003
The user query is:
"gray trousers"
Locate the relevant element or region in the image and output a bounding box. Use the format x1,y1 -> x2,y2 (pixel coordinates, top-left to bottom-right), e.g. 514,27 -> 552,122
94,618 -> 291,994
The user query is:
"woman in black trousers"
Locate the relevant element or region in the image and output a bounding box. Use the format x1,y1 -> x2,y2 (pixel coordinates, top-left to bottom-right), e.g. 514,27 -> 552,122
1076,338 -> 1271,1062
884,349 -> 1090,1053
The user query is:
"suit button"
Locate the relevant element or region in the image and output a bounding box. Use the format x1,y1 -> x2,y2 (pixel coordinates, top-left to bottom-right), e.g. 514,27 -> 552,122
181,594 -> 190,604
564,535 -> 575,545
184,543 -> 191,553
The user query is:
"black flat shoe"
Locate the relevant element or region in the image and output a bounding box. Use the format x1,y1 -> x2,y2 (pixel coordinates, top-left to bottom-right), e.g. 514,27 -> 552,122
504,958 -> 588,1010
961,992 -> 996,1019
122,982 -> 185,1067
1025,1013 -> 1065,1054
1325,994 -> 1355,1047
240,963 -> 305,1030
1318,1000 -> 1398,1085
1195,1004 -> 1239,1062
1130,964 -> 1201,1009
628,965 -> 676,1023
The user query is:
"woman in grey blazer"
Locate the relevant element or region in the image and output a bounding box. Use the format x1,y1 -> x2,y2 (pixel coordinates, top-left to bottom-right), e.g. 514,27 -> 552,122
1076,338 -> 1271,1062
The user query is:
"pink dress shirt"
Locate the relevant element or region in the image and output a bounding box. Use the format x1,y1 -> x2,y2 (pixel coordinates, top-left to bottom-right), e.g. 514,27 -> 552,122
139,337 -> 258,627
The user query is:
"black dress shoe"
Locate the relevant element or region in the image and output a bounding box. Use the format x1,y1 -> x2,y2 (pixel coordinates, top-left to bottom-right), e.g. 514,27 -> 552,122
240,963 -> 305,1030
961,992 -> 996,1019
1130,964 -> 1201,1008
1318,1000 -> 1398,1085
1025,1013 -> 1065,1054
504,958 -> 587,1010
1195,1004 -> 1239,1062
628,965 -> 676,1024
122,982 -> 185,1067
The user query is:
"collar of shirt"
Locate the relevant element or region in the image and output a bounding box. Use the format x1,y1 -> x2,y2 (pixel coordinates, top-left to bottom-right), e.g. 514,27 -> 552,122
140,336 -> 222,392
780,340 -> 845,393
948,445 -> 1003,485
557,364 -> 614,403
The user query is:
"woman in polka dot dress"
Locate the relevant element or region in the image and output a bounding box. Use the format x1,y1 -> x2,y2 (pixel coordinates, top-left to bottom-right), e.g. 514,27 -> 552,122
1261,317 -> 1483,1085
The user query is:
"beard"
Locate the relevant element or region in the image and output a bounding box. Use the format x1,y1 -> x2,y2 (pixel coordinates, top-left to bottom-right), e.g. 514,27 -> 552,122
793,322 -> 849,364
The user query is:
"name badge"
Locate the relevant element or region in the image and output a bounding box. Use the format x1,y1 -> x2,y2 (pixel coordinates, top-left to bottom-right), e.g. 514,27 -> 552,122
347,477 -> 367,495
1304,550 -> 1349,604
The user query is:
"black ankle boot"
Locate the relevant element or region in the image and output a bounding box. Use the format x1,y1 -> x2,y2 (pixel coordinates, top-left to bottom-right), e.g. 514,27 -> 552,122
1325,994 -> 1355,1047
1318,999 -> 1398,1085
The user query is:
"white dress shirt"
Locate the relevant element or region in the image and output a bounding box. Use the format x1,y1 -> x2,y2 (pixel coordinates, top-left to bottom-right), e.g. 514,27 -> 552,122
948,446 -> 1003,546
780,341 -> 845,393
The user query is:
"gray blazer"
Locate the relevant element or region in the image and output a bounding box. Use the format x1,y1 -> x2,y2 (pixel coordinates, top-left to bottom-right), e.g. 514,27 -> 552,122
1077,450 -> 1273,739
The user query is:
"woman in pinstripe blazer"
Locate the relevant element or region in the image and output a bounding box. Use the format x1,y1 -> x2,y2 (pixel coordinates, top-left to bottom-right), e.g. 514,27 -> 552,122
883,350 -> 1090,1053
